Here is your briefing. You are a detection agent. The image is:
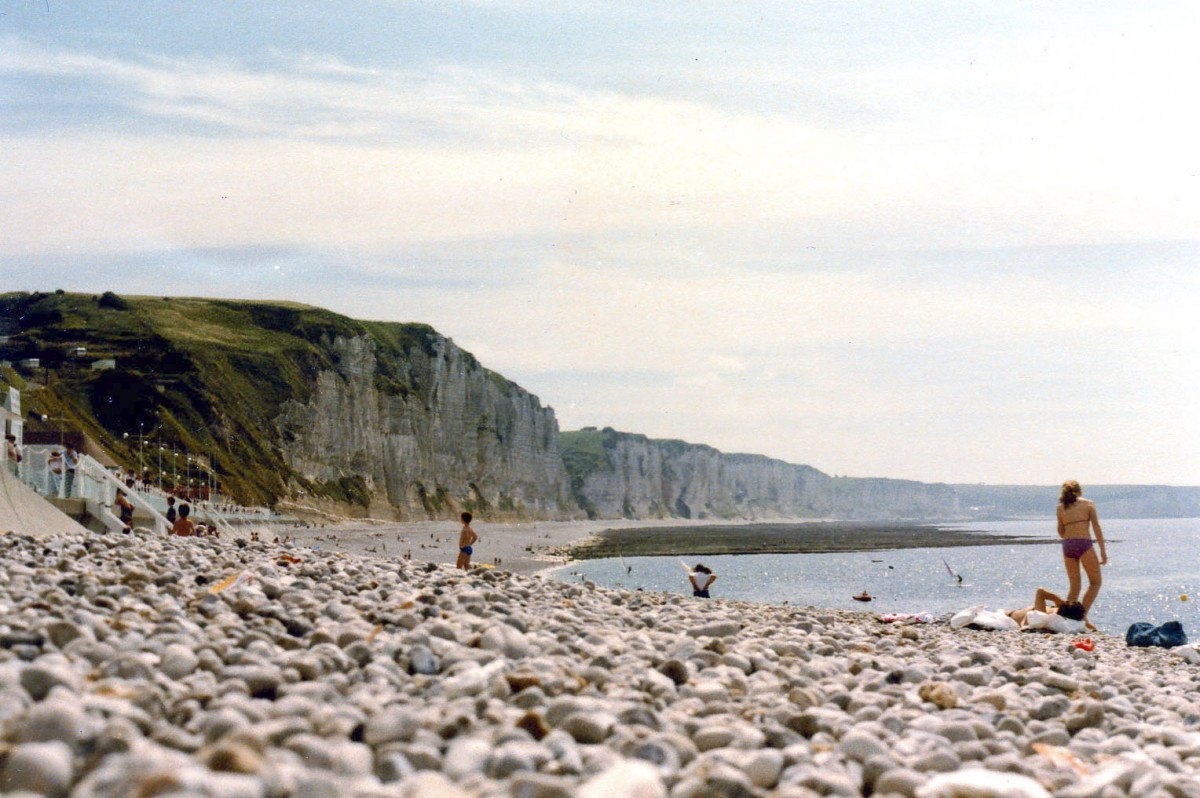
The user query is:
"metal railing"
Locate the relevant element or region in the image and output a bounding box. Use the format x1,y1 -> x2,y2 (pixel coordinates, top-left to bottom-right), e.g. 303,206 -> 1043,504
13,445 -> 274,537
15,447 -> 171,535
74,454 -> 172,535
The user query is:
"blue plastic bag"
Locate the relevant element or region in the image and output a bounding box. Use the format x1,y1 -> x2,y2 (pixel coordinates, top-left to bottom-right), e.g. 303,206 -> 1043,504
1126,620 -> 1188,648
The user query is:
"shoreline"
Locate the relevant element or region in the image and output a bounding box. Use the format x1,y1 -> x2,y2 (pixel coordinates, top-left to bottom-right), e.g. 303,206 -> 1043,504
278,518 -> 1049,576
279,517 -> 739,575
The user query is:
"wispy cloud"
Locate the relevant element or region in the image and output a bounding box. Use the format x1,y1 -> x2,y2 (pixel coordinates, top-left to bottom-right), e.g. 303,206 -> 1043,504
3,4 -> 1200,484
4,31 -> 1198,260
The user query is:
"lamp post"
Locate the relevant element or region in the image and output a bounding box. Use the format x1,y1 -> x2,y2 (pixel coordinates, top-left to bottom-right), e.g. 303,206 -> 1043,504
186,455 -> 192,498
157,445 -> 164,490
40,414 -> 63,449
138,422 -> 144,474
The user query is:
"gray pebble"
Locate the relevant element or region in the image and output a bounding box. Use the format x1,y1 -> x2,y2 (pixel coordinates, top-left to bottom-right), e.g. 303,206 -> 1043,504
19,659 -> 80,700
486,739 -> 550,778
14,694 -> 92,747
874,767 -> 924,798
480,625 -> 531,659
1032,695 -> 1070,721
0,741 -> 73,798
911,749 -> 961,773
160,643 -> 200,679
509,772 -> 575,798
1064,700 -> 1105,733
560,711 -> 616,744
43,620 -> 87,649
686,620 -> 741,638
408,644 -> 440,675
840,728 -> 890,762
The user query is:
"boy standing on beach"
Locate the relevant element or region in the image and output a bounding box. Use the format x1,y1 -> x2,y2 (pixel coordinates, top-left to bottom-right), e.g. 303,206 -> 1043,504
456,511 -> 478,569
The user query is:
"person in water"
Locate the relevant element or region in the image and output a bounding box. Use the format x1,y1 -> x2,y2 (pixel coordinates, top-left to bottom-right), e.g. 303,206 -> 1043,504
1057,480 -> 1107,614
1006,587 -> 1096,631
689,563 -> 717,598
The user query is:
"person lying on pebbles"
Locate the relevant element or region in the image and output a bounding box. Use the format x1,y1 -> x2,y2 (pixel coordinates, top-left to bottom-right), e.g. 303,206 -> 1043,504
1006,587 -> 1097,631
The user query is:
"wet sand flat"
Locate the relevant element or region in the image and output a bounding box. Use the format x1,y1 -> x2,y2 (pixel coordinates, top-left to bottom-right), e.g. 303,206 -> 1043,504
558,521 -> 1047,561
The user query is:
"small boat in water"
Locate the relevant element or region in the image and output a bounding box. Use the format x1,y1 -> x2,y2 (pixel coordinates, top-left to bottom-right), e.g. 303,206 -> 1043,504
852,591 -> 873,602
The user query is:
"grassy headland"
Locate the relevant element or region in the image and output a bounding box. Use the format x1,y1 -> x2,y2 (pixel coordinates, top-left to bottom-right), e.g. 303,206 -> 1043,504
0,291 -> 452,507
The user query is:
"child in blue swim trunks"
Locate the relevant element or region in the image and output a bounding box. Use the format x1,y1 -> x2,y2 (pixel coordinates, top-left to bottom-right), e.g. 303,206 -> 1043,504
456,511 -> 478,570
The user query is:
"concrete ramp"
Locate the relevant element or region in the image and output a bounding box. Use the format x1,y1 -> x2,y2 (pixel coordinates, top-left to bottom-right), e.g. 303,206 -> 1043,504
0,465 -> 90,539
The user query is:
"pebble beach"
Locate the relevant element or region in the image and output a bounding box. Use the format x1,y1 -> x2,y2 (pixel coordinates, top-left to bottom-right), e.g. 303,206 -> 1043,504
2,525 -> 1200,798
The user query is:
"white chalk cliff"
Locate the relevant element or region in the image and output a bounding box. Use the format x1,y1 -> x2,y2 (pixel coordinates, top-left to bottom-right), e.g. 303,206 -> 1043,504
276,335 -> 570,519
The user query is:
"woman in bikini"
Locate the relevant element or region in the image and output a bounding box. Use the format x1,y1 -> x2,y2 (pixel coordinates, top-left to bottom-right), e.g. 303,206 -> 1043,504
1057,480 -> 1107,615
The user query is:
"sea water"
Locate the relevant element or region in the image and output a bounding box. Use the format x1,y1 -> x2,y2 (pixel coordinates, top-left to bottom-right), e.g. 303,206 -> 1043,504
551,518 -> 1200,635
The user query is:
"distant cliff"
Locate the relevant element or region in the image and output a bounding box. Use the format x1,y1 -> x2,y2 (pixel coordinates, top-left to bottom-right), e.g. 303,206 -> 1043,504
951,484 -> 1200,520
559,427 -> 1200,522
560,427 -> 962,520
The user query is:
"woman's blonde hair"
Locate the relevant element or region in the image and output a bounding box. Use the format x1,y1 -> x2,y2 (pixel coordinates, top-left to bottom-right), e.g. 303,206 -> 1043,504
1060,480 -> 1082,507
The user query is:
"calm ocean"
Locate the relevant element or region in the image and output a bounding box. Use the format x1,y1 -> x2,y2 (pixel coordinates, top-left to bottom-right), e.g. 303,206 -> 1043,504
551,518 -> 1200,635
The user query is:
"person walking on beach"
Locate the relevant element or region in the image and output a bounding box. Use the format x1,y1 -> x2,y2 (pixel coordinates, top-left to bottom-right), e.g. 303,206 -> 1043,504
1057,480 -> 1107,614
456,511 -> 478,569
689,563 -> 717,598
165,495 -> 177,524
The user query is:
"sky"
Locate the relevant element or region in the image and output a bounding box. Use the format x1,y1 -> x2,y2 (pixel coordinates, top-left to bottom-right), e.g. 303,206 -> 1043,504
3,2 -> 1200,486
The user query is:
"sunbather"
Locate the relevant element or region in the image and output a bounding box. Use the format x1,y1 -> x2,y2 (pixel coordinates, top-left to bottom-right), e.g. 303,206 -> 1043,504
1006,587 -> 1096,631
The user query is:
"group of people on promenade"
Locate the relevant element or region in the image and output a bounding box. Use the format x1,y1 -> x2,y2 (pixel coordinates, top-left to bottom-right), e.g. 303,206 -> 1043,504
113,480 -> 224,538
5,437 -> 81,496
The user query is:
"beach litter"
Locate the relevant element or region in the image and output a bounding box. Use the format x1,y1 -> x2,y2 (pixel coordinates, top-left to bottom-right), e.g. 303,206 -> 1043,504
1032,742 -> 1090,775
880,612 -> 934,624
207,570 -> 256,593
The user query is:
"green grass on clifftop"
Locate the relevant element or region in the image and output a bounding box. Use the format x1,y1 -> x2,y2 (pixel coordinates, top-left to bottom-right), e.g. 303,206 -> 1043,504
0,291 -> 462,508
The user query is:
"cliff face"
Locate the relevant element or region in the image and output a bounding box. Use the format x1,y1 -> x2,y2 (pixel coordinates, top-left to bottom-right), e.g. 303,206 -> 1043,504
562,428 -> 961,520
10,292 -> 1197,524
276,334 -> 570,519
951,484 -> 1200,519
2,292 -> 569,517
